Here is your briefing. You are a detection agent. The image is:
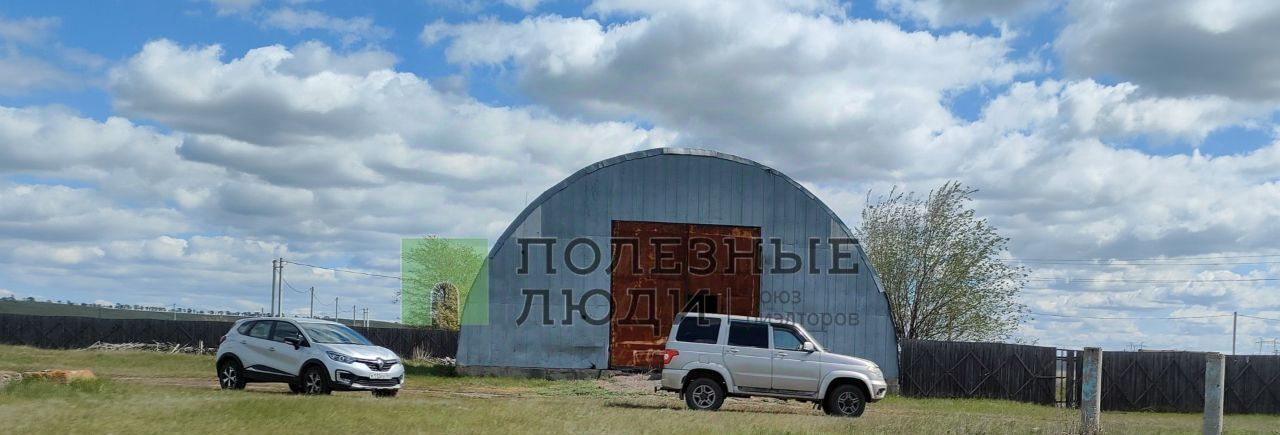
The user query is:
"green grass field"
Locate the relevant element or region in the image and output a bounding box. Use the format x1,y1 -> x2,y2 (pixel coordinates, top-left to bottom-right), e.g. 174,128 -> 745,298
1,345 -> 1275,434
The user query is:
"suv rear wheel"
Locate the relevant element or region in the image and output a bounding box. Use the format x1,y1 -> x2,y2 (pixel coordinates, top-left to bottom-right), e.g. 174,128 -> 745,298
301,365 -> 332,395
824,384 -> 867,417
217,359 -> 246,390
684,378 -> 725,411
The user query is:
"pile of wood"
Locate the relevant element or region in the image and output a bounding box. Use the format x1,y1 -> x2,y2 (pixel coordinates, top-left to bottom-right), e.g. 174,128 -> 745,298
84,341 -> 214,355
0,371 -> 21,388
22,370 -> 96,382
0,369 -> 97,387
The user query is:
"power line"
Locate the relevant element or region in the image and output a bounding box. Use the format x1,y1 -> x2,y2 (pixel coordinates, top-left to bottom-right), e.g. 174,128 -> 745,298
1029,311 -> 1234,320
1001,253 -> 1280,262
280,277 -> 309,294
1024,276 -> 1280,284
281,260 -> 402,280
1239,314 -> 1280,322
1006,260 -> 1280,267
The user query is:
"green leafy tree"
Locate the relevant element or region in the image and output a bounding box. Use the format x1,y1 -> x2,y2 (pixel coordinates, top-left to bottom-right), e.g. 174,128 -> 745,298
856,181 -> 1027,342
400,237 -> 485,329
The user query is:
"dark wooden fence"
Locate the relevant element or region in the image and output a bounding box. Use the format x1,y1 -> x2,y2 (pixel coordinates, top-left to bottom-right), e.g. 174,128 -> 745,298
902,340 -> 1280,414
900,339 -> 1058,405
1225,355 -> 1280,414
1100,351 -> 1204,412
0,313 -> 458,359
1101,351 -> 1280,414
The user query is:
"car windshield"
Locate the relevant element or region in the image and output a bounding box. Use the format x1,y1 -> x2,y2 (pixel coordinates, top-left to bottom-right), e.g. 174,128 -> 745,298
787,323 -> 825,352
300,323 -> 372,345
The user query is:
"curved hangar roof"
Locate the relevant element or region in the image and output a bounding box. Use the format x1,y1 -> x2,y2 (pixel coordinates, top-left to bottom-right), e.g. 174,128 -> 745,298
487,148 -> 857,258
460,148 -> 900,380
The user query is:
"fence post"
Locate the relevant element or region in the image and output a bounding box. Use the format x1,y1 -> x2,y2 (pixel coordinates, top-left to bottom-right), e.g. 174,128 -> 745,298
1081,347 -> 1102,434
1203,352 -> 1225,435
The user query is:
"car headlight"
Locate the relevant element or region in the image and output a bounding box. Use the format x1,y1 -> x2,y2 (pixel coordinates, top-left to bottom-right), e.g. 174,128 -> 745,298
325,351 -> 355,364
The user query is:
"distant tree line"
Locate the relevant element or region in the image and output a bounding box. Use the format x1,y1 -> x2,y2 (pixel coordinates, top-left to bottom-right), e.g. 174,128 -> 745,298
0,296 -> 264,318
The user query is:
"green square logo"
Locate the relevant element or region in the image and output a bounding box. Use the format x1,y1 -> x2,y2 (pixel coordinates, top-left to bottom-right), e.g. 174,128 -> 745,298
401,237 -> 487,328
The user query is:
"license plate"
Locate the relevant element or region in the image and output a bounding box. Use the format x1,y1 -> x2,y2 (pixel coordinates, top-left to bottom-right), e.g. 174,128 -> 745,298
367,372 -> 394,380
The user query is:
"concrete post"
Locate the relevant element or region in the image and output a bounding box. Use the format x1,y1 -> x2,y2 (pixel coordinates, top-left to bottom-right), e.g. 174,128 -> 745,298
1081,347 -> 1103,434
1203,352 -> 1225,435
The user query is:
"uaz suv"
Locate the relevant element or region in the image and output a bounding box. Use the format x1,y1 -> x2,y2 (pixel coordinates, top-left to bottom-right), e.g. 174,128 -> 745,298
659,313 -> 888,417
215,317 -> 404,397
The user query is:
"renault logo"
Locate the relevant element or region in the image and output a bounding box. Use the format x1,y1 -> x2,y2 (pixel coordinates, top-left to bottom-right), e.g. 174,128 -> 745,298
375,358 -> 385,370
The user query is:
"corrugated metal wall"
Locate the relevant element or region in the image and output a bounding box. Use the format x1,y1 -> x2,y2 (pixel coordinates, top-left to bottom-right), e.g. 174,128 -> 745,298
457,148 -> 900,380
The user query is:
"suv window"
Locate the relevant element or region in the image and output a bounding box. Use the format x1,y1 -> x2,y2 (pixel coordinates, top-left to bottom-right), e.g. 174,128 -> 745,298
271,321 -> 301,342
245,321 -> 272,339
675,316 -> 721,344
727,321 -> 769,348
772,325 -> 804,351
236,321 -> 254,335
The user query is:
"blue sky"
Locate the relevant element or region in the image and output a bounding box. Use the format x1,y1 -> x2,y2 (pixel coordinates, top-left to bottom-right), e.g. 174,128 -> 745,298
1,0 -> 1279,353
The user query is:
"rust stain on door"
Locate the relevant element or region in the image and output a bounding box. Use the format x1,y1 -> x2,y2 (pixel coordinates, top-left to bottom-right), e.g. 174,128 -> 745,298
609,221 -> 761,369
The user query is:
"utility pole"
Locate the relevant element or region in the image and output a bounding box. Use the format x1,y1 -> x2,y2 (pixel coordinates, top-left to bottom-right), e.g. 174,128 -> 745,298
270,259 -> 278,317
1256,338 -> 1278,355
1232,311 -> 1237,355
334,297 -> 339,321
362,308 -> 369,327
172,303 -> 177,321
352,304 -> 357,325
276,257 -> 285,317
309,287 -> 315,318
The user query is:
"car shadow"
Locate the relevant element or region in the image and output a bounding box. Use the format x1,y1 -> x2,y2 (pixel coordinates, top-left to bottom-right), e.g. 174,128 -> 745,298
401,363 -> 456,378
604,399 -> 821,416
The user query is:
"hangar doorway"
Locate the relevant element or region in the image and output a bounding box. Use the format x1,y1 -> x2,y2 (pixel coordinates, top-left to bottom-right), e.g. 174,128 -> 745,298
609,221 -> 761,368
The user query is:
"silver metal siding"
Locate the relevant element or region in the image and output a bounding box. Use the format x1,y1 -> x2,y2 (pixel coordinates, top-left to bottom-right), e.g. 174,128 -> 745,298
457,148 -> 900,379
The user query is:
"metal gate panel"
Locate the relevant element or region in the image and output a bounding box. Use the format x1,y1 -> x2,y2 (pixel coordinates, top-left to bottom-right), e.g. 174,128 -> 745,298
608,221 -> 760,368
687,224 -> 760,318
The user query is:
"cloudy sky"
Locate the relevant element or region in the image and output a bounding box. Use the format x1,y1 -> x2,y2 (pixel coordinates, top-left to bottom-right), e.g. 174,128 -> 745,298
1,0 -> 1278,353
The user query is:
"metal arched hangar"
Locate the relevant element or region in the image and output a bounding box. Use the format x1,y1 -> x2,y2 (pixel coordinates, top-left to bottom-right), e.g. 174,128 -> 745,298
458,148 -> 899,382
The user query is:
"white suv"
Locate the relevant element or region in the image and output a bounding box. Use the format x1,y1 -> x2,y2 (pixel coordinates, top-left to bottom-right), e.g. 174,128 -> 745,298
215,317 -> 405,397
659,313 -> 888,417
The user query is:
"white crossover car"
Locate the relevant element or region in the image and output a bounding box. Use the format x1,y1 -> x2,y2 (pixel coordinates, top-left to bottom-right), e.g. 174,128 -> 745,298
215,317 -> 404,397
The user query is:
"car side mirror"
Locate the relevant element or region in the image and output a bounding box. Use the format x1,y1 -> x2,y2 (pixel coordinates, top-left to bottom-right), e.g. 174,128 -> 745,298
801,342 -> 816,352
284,335 -> 306,349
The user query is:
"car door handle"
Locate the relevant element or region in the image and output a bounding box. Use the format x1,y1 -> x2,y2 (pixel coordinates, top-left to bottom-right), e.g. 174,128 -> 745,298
728,348 -> 739,353
775,352 -> 787,357
239,340 -> 246,345
267,347 -> 275,352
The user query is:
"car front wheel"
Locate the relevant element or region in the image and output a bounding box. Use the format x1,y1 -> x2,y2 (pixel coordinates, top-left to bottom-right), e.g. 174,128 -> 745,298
301,366 -> 332,395
684,378 -> 724,411
217,359 -> 246,390
824,384 -> 867,417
